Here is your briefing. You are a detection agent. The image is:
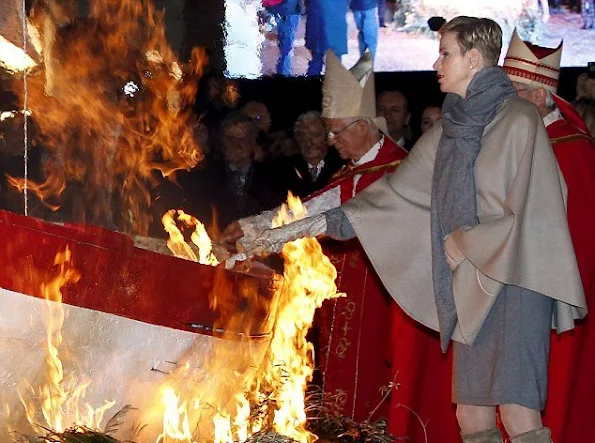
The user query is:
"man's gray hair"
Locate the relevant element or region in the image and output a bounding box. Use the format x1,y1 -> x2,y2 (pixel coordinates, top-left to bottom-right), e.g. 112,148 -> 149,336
337,117 -> 381,137
360,117 -> 380,136
294,111 -> 323,133
521,84 -> 556,110
544,89 -> 555,109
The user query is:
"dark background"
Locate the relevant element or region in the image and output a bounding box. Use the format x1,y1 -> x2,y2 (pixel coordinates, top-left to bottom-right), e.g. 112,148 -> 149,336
231,67 -> 586,134
2,67 -> 587,138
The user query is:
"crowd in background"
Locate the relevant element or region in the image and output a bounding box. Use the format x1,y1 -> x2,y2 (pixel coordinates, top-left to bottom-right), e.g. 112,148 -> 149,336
0,71 -> 441,238
158,67 -> 594,238
158,74 -> 445,238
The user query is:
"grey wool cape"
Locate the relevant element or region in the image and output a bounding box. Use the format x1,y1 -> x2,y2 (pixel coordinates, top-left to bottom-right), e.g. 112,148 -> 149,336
341,96 -> 587,346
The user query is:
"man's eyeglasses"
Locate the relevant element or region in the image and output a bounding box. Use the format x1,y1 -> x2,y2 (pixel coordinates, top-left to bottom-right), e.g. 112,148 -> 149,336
327,120 -> 361,140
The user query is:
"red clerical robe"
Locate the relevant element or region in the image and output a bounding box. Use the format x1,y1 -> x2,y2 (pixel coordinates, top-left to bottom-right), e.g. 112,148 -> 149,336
385,97 -> 595,443
542,96 -> 595,443
312,137 -> 407,421
386,283 -> 458,441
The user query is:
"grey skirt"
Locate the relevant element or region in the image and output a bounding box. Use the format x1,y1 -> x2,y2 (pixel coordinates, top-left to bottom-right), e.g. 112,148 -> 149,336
453,285 -> 554,411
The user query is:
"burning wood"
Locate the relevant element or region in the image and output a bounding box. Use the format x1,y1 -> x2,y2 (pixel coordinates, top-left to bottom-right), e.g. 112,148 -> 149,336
146,195 -> 341,443
0,199 -> 353,443
0,210 -> 276,442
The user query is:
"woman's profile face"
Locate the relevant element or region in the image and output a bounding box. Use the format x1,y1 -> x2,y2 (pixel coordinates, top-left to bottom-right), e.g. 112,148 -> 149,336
433,32 -> 475,98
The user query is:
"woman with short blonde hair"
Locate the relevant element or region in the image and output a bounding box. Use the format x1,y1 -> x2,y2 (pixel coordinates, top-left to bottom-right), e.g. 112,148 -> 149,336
332,16 -> 583,443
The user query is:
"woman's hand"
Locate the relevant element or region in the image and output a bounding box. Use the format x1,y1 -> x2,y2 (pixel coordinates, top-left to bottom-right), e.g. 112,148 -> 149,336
443,233 -> 466,270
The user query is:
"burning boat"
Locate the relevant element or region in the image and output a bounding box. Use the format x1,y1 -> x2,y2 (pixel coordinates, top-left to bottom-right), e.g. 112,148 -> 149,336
0,209 -> 277,442
0,0 -> 340,441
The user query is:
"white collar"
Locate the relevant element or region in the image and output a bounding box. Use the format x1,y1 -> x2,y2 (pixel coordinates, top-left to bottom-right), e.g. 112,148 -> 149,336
543,107 -> 563,128
308,159 -> 325,170
354,136 -> 383,166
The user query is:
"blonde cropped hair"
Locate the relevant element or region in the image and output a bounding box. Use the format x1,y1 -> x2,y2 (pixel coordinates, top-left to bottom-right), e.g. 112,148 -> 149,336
440,16 -> 502,67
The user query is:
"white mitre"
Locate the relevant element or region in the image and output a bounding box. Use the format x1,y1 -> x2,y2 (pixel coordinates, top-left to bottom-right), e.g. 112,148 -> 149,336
322,50 -> 390,138
503,29 -> 562,93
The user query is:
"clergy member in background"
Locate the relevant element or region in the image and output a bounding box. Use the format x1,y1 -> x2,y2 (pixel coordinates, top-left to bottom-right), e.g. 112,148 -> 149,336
222,50 -> 408,421
503,30 -> 595,443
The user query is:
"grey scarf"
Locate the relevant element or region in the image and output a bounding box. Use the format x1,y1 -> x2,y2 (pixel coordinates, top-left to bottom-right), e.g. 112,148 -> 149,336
430,67 -> 516,351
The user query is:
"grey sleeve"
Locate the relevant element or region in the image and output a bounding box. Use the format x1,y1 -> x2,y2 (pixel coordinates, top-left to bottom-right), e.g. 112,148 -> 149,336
324,206 -> 356,240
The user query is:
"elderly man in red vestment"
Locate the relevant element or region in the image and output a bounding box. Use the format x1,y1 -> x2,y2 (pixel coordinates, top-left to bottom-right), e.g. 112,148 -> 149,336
223,50 -> 408,421
503,31 -> 595,443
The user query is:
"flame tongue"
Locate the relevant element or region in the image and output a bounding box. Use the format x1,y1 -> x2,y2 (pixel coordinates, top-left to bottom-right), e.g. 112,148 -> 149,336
17,247 -> 116,435
157,387 -> 196,442
261,194 -> 342,442
162,209 -> 219,266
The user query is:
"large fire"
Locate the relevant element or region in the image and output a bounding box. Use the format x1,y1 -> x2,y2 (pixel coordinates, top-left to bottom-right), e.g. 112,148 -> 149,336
4,0 -> 341,440
159,194 -> 341,443
7,0 -> 206,235
16,247 -> 116,435
262,193 -> 341,441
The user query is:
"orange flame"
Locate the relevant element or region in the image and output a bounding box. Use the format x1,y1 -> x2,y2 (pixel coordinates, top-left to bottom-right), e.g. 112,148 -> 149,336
17,246 -> 116,434
10,0 -> 207,234
7,161 -> 66,212
156,387 -> 196,443
154,194 -> 340,443
260,194 -> 342,442
162,209 -> 219,266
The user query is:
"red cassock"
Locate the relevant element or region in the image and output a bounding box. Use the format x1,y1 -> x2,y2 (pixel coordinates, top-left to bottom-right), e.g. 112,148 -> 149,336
386,288 -> 458,441
386,98 -> 595,443
542,96 -> 595,443
309,137 -> 407,422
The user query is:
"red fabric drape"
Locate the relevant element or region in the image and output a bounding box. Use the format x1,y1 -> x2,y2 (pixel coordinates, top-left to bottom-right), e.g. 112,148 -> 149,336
0,210 -> 272,336
386,308 -> 459,442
